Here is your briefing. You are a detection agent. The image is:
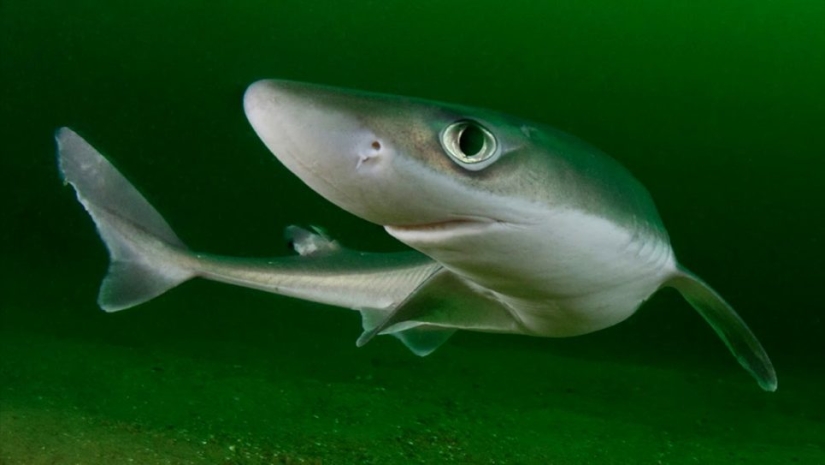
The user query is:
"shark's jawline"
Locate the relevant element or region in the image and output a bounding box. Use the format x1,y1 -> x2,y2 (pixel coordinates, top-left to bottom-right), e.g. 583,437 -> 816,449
386,217 -> 498,233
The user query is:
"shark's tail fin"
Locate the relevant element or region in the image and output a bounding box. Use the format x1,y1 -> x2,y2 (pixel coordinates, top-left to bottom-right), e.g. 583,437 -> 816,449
56,127 -> 196,312
665,267 -> 777,392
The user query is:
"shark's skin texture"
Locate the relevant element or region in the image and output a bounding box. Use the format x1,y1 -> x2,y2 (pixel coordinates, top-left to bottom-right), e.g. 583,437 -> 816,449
56,80 -> 776,391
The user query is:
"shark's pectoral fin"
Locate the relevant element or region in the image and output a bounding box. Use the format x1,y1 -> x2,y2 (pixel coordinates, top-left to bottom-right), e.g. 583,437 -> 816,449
390,326 -> 457,356
358,306 -> 455,356
357,269 -> 521,355
666,267 -> 777,392
356,269 -> 449,348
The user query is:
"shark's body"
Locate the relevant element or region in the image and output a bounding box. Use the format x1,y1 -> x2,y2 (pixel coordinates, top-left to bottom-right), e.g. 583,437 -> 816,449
56,80 -> 776,390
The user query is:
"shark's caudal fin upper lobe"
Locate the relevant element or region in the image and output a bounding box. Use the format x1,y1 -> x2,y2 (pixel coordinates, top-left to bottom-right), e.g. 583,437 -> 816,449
56,127 -> 195,312
666,268 -> 777,392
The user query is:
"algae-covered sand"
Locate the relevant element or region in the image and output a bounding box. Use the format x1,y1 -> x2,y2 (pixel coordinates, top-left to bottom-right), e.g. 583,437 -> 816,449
1,278 -> 823,463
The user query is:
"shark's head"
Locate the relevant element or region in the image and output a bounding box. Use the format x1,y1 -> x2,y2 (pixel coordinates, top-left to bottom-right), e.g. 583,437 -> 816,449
242,80 -> 681,340
244,80 -> 540,235
244,80 -> 670,317
244,79 -> 661,246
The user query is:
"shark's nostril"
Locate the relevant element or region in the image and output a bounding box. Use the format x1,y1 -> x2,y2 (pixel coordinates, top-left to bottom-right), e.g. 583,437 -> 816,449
356,152 -> 378,170
357,141 -> 384,170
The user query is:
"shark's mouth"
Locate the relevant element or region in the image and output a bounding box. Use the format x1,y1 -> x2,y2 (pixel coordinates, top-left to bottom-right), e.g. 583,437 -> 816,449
389,218 -> 480,231
385,217 -> 501,237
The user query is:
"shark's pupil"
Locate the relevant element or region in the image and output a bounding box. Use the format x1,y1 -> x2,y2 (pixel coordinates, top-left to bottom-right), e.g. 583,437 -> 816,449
459,124 -> 485,157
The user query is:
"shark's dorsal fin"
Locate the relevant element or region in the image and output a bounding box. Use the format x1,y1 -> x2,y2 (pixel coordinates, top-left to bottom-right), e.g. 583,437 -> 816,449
285,225 -> 340,256
356,269 -> 522,355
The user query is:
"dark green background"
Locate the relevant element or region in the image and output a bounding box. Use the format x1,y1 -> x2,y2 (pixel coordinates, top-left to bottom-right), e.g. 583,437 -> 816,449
2,1 -> 823,463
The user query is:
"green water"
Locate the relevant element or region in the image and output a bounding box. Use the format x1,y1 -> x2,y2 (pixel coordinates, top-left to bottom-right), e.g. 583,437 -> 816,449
1,1 -> 823,463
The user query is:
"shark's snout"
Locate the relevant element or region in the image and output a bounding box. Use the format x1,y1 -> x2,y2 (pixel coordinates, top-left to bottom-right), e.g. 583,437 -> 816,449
244,79 -> 385,170
243,80 -> 406,222
241,80 -> 522,228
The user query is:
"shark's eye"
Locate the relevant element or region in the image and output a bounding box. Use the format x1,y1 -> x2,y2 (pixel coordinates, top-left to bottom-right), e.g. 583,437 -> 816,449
440,120 -> 500,170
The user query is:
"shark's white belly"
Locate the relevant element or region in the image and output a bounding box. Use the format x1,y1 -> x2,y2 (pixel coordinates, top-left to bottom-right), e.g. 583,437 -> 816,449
391,207 -> 677,337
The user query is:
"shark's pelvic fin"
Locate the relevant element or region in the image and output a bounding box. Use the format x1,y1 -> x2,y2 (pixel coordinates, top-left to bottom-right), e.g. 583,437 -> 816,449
665,268 -> 777,391
56,128 -> 195,312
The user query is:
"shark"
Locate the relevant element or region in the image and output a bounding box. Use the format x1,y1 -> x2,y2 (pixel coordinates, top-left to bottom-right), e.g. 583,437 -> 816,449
56,80 -> 776,391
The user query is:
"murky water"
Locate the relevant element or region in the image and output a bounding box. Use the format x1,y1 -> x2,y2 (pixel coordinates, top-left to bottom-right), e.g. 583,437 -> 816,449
2,1 -> 823,463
